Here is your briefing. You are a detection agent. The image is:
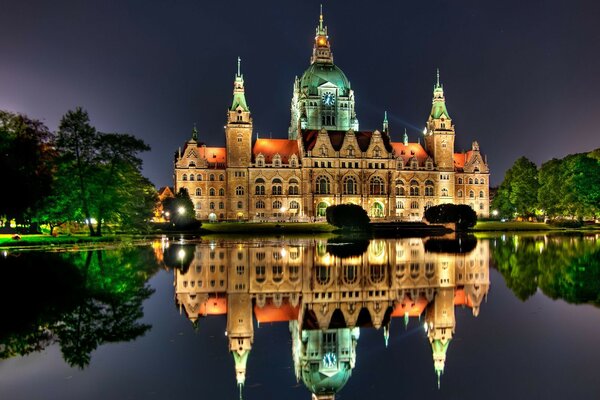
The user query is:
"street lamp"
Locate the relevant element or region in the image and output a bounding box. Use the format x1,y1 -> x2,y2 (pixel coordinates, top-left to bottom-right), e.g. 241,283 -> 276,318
178,206 -> 185,215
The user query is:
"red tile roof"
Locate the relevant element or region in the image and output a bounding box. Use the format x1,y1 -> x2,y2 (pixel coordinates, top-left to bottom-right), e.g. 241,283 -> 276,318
390,142 -> 430,164
252,138 -> 299,163
453,151 -> 474,170
254,300 -> 300,323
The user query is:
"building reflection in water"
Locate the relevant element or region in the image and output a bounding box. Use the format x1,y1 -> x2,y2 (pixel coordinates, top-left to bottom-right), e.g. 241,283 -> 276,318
167,237 -> 490,399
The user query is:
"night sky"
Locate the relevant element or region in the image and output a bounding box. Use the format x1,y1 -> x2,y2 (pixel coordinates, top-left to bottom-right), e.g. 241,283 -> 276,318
1,0 -> 599,187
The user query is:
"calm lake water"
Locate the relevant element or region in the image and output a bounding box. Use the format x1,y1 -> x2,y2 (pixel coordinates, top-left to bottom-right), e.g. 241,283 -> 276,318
1,233 -> 599,400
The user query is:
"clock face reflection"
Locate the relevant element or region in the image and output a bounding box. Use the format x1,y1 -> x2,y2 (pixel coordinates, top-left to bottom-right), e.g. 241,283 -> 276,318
323,352 -> 337,368
322,92 -> 336,106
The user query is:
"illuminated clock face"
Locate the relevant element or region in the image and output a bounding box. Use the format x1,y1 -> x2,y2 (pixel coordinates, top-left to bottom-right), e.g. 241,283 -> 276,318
322,92 -> 336,106
323,352 -> 337,368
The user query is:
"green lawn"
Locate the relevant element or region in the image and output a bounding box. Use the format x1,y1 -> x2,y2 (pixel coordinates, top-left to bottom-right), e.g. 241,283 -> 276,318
472,221 -> 553,231
0,234 -> 125,248
200,222 -> 335,234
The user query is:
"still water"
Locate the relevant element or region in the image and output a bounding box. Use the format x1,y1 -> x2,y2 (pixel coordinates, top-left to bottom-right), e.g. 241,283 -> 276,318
1,233 -> 599,399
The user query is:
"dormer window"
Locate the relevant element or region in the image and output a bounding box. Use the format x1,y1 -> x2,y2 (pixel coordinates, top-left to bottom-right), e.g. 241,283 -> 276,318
290,155 -> 298,168
256,154 -> 265,167
373,147 -> 381,158
273,155 -> 282,168
320,145 -> 328,157
189,161 -> 196,167
347,146 -> 355,157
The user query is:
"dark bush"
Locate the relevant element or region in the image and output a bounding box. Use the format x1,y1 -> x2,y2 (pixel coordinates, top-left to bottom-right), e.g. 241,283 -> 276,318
326,204 -> 370,230
326,238 -> 370,258
548,218 -> 583,228
424,204 -> 477,230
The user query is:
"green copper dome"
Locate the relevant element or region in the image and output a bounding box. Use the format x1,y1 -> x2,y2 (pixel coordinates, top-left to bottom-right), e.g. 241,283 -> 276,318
301,362 -> 352,396
300,62 -> 350,96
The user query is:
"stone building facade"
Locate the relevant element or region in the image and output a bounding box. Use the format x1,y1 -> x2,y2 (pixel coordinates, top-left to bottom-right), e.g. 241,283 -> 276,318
174,11 -> 490,222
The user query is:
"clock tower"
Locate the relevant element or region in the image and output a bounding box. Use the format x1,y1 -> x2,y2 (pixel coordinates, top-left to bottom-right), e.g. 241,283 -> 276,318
289,7 -> 359,139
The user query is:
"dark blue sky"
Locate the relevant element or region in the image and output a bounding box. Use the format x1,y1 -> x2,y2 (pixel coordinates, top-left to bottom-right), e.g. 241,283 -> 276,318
1,0 -> 599,187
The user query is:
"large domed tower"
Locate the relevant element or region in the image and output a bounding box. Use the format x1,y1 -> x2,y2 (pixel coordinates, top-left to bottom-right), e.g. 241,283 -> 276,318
288,7 -> 359,139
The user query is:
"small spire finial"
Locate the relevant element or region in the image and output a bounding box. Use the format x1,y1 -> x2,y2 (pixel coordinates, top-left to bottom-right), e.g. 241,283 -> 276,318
320,4 -> 323,29
237,57 -> 241,77
192,123 -> 198,141
436,68 -> 440,87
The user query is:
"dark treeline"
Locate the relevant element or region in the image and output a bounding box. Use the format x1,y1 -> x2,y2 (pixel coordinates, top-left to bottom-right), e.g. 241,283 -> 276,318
491,234 -> 600,305
0,247 -> 159,367
492,150 -> 600,221
0,108 -> 157,235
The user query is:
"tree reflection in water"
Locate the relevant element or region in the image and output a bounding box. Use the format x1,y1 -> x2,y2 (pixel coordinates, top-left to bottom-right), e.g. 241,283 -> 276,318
491,233 -> 600,305
0,248 -> 159,368
169,236 -> 491,398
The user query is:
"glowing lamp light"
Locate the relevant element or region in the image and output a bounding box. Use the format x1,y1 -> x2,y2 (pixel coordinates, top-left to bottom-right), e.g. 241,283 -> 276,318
177,249 -> 186,261
165,211 -> 170,217
280,248 -> 287,258
280,207 -> 287,213
178,206 -> 185,215
492,210 -> 499,217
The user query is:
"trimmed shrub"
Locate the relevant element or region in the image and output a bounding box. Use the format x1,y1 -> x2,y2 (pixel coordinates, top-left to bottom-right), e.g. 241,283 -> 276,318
548,218 -> 583,228
424,204 -> 477,230
326,204 -> 370,230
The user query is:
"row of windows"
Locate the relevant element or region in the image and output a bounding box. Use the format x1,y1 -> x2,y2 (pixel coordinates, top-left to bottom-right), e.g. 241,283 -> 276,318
255,156 -> 298,168
457,177 -> 485,185
255,200 -> 300,209
182,173 -> 224,181
457,190 -> 486,198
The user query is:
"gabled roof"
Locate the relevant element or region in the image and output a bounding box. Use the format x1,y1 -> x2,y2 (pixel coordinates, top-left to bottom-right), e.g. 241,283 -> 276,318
390,142 -> 430,164
301,130 -> 394,153
252,138 -> 299,163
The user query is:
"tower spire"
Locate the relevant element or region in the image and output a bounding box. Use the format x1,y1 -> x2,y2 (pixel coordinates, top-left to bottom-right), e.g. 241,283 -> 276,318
436,68 -> 440,88
230,57 -> 249,113
311,5 -> 333,64
191,123 -> 198,141
403,128 -> 408,145
237,56 -> 241,77
383,111 -> 388,133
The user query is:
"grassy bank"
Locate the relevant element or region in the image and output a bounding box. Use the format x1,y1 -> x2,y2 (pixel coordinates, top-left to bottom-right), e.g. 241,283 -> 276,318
199,222 -> 335,234
472,221 -> 553,231
0,234 -> 143,251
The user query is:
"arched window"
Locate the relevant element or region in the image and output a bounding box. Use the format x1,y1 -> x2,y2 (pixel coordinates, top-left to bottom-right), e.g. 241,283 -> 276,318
273,155 -> 281,167
219,174 -> 224,181
290,201 -> 300,209
219,202 -> 224,209
209,188 -> 216,196
288,178 -> 299,195
272,200 -> 282,210
272,178 -> 282,195
236,186 -> 244,196
425,180 -> 434,196
256,200 -> 265,209
369,176 -> 385,195
197,174 -> 203,181
396,201 -> 404,209
182,174 -> 187,181
237,201 -> 243,209
457,189 -> 463,197
210,202 -> 215,210
255,178 -> 265,195
480,178 -> 485,185
410,201 -> 419,209
343,176 -> 357,195
219,188 -> 225,196
189,174 -> 195,181
316,176 -> 330,194
458,178 -> 463,184
410,180 -> 420,196
475,178 -> 479,184
290,155 -> 298,168
256,155 -> 265,167
441,188 -> 448,197
425,201 -> 434,209
468,178 -> 474,184
479,191 -> 484,198
195,188 -> 202,196
371,202 -> 384,217
209,174 -> 215,181
469,190 -> 475,198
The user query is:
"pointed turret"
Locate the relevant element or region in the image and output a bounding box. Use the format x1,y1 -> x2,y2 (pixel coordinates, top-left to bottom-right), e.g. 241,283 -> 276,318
191,124 -> 198,141
230,57 -> 250,114
382,111 -> 389,133
430,68 -> 450,120
403,128 -> 409,145
311,5 -> 334,64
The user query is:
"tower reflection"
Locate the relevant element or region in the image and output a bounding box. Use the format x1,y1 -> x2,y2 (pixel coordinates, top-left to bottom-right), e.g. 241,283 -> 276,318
168,237 -> 490,398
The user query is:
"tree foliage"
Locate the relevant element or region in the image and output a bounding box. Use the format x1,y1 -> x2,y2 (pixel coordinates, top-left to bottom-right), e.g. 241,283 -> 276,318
163,188 -> 199,229
54,107 -> 156,235
492,156 -> 539,218
325,204 -> 370,230
424,203 -> 477,230
0,110 -> 55,227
